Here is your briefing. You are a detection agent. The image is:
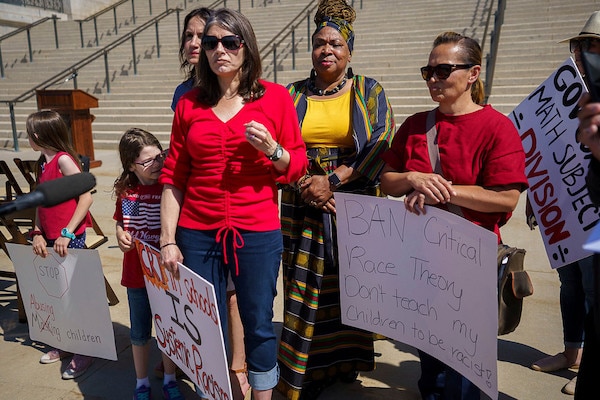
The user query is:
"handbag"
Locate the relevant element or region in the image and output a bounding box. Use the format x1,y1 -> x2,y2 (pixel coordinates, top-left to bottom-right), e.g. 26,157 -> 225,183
425,109 -> 533,335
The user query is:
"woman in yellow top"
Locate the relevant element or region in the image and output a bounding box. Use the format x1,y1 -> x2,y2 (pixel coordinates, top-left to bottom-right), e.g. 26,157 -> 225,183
277,1 -> 394,399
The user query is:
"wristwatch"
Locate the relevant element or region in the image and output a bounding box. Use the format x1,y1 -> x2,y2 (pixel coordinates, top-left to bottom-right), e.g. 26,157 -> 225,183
60,228 -> 76,240
328,173 -> 342,189
267,143 -> 283,161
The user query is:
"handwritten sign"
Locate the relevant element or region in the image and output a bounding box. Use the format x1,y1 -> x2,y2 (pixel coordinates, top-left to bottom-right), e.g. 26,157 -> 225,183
6,243 -> 117,360
509,57 -> 597,268
135,240 -> 232,400
335,193 -> 498,399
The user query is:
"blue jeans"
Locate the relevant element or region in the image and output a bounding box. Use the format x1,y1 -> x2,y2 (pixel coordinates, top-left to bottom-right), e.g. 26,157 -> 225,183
417,350 -> 480,400
558,256 -> 595,348
176,227 -> 282,390
127,287 -> 153,346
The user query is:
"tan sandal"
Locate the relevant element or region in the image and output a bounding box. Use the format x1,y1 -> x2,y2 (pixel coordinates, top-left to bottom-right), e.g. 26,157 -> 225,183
531,353 -> 579,372
229,364 -> 251,400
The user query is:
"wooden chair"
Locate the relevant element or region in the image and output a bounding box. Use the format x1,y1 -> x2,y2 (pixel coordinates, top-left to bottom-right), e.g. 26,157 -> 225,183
13,158 -> 37,193
2,159 -> 118,316
0,160 -> 26,201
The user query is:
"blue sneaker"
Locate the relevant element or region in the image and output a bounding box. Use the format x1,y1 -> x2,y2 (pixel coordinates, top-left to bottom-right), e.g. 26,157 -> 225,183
163,381 -> 184,400
133,385 -> 151,400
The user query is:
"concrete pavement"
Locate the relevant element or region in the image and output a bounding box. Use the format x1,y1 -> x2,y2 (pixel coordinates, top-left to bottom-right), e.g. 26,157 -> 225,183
0,148 -> 576,400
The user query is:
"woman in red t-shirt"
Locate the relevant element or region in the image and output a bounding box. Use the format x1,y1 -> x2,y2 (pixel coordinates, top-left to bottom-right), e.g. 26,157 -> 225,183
380,32 -> 528,399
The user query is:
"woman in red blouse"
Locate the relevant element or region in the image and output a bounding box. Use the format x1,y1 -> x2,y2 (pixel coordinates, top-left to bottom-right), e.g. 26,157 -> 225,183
159,8 -> 307,400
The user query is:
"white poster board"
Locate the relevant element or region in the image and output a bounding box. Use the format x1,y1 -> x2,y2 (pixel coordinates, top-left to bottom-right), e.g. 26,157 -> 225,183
335,193 -> 498,399
135,240 -> 232,400
509,57 -> 597,268
6,243 -> 117,360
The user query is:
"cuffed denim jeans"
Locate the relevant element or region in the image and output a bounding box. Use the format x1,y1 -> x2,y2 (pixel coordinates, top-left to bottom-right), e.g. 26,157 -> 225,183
127,287 -> 153,346
177,227 -> 282,390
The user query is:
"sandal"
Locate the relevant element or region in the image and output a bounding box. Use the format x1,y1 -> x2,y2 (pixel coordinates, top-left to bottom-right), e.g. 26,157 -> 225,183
531,353 -> 579,372
229,364 -> 251,400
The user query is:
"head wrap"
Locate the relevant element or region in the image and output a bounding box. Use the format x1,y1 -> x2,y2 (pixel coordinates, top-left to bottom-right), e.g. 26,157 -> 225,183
314,16 -> 355,52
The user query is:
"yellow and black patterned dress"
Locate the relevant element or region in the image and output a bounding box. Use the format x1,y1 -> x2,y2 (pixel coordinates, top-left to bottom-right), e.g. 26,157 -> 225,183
277,74 -> 394,400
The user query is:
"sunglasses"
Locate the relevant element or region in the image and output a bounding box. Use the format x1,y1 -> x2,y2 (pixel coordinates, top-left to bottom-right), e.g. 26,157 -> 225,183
201,35 -> 245,51
135,149 -> 168,168
420,63 -> 475,81
570,38 -> 600,53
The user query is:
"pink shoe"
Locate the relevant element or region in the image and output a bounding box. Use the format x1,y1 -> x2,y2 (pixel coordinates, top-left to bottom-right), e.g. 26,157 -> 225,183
40,349 -> 72,364
61,355 -> 93,379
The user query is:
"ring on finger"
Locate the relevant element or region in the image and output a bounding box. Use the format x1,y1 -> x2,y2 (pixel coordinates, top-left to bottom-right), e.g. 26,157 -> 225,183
310,200 -> 317,206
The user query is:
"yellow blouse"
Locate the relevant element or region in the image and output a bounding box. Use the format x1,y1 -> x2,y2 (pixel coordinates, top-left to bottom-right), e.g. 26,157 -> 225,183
302,90 -> 354,148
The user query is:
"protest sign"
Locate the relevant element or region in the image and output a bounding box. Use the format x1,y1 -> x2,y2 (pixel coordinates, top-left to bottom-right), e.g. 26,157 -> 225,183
7,243 -> 117,360
335,193 -> 498,399
509,57 -> 597,269
135,240 -> 231,400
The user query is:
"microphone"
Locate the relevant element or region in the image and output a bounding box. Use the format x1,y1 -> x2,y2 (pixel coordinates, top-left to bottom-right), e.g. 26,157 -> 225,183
0,172 -> 96,216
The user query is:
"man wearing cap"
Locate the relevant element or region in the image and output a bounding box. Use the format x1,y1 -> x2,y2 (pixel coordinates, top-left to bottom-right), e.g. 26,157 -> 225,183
573,10 -> 600,400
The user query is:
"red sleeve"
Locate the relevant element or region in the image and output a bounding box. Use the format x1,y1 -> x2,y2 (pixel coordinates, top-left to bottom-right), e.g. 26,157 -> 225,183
159,90 -> 195,190
113,196 -> 122,222
262,82 -> 307,184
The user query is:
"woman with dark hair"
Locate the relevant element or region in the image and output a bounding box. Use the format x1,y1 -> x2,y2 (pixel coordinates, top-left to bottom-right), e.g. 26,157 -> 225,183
159,8 -> 307,400
277,1 -> 394,398
171,7 -> 212,111
380,31 -> 528,399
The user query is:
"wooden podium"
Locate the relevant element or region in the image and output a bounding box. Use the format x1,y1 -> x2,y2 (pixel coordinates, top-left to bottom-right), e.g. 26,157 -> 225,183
36,89 -> 102,168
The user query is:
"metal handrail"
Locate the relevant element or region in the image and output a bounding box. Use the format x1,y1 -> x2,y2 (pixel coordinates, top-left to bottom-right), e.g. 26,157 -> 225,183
484,0 -> 505,104
75,0 -> 135,48
0,8 -> 180,151
0,15 -> 61,78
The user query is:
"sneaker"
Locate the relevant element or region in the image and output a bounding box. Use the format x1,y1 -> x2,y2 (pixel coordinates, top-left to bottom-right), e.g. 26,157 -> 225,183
133,385 -> 151,400
40,349 -> 72,364
163,381 -> 184,400
61,355 -> 93,379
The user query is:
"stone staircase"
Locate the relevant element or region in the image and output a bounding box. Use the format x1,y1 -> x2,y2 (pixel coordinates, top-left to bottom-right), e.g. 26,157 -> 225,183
0,0 -> 599,151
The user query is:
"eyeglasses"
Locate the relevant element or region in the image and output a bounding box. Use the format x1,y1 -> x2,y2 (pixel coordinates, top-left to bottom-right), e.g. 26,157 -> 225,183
134,150 -> 167,168
201,35 -> 245,51
420,63 -> 476,81
570,38 -> 600,53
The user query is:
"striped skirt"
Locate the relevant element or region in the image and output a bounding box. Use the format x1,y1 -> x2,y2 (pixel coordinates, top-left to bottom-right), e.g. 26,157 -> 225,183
277,148 -> 375,400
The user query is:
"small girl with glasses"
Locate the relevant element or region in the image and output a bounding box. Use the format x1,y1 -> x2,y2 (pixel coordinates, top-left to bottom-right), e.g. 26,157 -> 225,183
113,128 -> 183,400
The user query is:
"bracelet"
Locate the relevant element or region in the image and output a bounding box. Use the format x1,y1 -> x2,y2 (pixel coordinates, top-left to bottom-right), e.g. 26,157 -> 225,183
29,230 -> 43,239
160,242 -> 177,249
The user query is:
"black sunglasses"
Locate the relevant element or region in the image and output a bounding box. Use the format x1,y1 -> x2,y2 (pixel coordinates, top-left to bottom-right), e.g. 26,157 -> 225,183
201,35 -> 245,51
420,63 -> 476,81
570,38 -> 600,53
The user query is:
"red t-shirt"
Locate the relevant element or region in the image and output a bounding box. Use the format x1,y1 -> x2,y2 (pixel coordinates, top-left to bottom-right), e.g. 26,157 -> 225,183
37,152 -> 91,240
160,80 -> 308,232
113,183 -> 162,288
382,105 -> 529,240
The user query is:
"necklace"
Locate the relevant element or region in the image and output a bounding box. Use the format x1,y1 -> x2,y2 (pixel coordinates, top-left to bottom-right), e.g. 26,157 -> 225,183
307,76 -> 347,96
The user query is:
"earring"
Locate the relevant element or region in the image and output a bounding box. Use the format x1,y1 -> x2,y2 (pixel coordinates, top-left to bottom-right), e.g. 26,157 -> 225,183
347,67 -> 354,78
310,68 -> 317,80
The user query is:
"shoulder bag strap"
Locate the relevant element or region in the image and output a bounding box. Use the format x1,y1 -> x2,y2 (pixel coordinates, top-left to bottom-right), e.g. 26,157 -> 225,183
425,109 -> 464,217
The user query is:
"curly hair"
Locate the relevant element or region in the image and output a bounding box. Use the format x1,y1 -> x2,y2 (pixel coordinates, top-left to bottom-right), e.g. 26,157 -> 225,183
313,0 -> 356,24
